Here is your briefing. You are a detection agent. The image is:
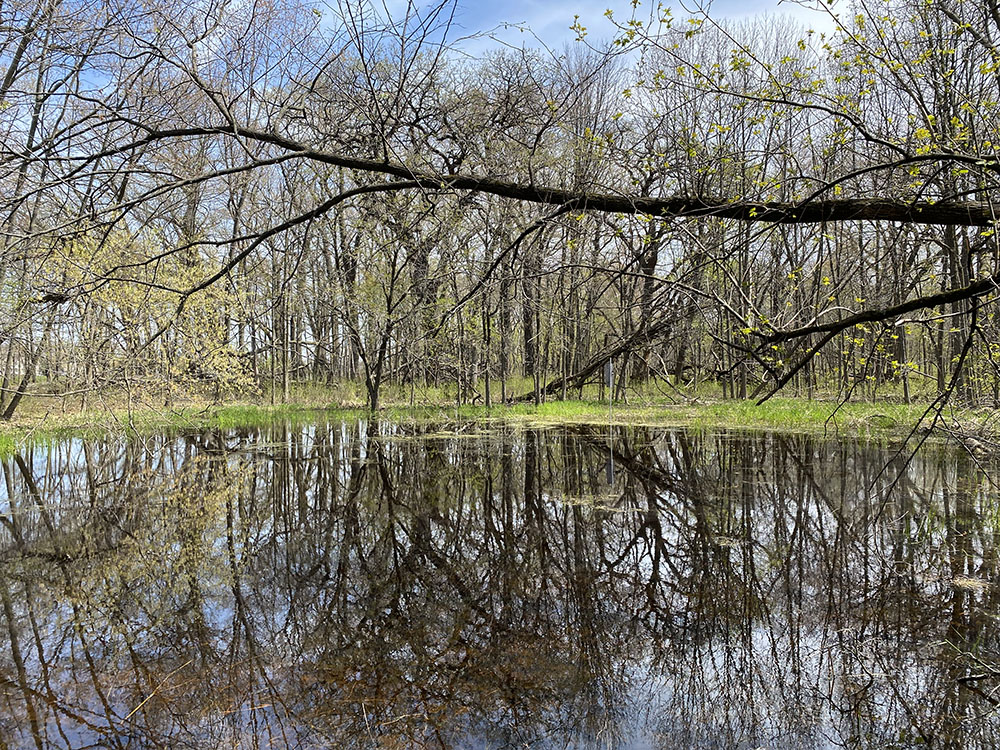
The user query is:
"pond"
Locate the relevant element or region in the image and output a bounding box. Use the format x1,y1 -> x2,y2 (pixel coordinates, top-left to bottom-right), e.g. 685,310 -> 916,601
0,422 -> 998,749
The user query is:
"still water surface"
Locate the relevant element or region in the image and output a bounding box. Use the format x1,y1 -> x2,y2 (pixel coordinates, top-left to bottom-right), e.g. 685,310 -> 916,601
0,422 -> 999,749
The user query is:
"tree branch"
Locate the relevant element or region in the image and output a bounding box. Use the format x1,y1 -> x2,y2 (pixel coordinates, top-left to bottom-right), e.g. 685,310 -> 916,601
760,275 -> 1000,344
88,125 -> 1000,228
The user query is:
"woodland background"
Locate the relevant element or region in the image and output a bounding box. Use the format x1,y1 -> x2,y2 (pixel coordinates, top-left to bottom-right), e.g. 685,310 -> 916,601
1,0 -> 998,416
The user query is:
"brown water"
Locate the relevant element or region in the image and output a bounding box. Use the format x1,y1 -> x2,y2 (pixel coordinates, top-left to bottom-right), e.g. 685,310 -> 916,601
0,422 -> 998,749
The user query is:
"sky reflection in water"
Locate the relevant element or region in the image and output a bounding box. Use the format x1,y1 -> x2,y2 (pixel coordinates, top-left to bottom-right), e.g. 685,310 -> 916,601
0,423 -> 998,749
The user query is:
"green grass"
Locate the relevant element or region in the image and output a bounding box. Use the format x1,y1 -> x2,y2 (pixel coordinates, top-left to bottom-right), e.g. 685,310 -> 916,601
438,397 -> 940,437
0,380 -> 983,457
0,400 -> 361,456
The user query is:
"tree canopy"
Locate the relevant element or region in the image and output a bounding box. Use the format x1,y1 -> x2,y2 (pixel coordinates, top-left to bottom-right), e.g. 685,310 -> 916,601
1,0 -> 999,414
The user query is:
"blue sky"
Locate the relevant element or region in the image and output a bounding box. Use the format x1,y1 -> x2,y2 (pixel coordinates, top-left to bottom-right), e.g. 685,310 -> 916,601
445,0 -> 835,51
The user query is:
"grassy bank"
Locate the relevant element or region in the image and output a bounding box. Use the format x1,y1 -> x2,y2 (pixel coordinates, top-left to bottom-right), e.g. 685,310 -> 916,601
0,382 -> 987,456
454,398 -> 945,436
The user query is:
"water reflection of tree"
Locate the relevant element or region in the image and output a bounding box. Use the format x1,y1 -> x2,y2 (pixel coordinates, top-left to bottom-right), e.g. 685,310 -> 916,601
0,426 -> 999,748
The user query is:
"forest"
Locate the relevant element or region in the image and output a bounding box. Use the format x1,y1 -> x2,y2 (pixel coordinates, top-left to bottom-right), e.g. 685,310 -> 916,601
7,2 -> 1000,744
1,0 -> 999,417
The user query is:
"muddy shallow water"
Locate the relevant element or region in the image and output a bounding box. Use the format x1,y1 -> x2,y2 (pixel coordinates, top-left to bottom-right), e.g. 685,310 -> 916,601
0,422 -> 998,748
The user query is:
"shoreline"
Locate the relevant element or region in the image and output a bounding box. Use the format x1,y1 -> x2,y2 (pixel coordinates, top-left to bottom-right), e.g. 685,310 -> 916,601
0,395 -> 984,454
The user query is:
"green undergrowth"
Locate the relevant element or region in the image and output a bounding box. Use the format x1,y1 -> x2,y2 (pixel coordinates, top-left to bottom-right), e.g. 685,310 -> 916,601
0,390 -> 983,457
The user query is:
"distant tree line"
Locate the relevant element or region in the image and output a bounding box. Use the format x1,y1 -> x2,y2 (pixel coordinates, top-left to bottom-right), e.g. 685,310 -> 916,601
0,0 -> 999,415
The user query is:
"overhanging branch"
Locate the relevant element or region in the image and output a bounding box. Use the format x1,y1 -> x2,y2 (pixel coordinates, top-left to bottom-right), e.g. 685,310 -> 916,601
100,125 -> 1000,228
761,274 -> 1000,343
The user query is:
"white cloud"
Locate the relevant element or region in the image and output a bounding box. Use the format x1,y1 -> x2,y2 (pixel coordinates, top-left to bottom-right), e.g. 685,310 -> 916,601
450,0 -> 836,57
453,0 -> 617,53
